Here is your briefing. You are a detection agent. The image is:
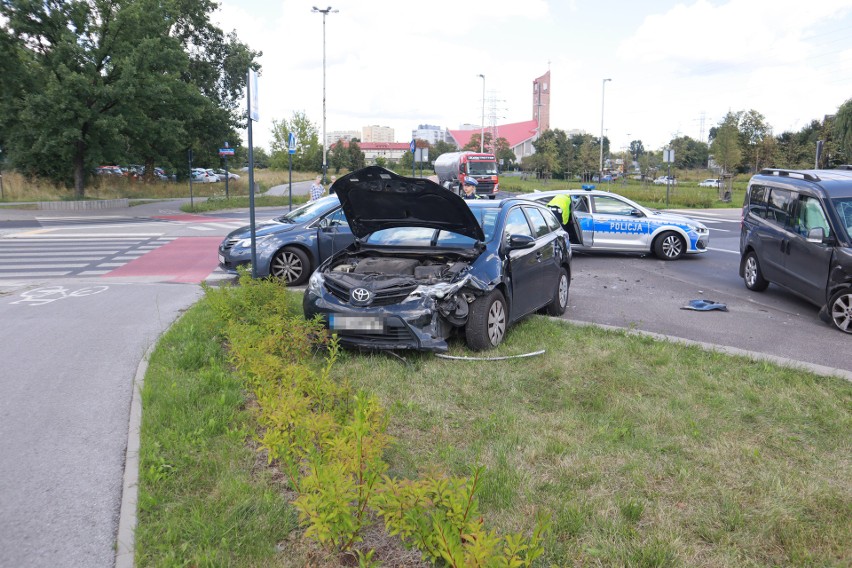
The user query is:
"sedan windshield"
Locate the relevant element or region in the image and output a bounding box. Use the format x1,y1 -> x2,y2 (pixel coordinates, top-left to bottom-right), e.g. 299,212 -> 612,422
364,206 -> 499,247
276,197 -> 336,224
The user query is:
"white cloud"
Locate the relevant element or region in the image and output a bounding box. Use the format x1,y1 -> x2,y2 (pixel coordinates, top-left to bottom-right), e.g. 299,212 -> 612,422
216,0 -> 852,153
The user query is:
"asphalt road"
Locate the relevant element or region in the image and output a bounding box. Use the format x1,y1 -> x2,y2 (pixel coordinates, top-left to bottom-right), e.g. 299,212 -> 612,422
0,197 -> 848,567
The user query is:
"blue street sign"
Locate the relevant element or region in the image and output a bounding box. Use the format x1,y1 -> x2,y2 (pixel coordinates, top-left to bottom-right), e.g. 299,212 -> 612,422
218,148 -> 235,156
288,132 -> 297,155
410,139 -> 416,153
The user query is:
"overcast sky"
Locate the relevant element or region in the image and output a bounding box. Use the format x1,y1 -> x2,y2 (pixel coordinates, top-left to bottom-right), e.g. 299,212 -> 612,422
214,0 -> 852,153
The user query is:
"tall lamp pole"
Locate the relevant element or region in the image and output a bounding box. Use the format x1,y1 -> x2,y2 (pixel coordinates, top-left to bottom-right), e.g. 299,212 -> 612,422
599,78 -> 611,175
313,6 -> 337,184
478,74 -> 485,153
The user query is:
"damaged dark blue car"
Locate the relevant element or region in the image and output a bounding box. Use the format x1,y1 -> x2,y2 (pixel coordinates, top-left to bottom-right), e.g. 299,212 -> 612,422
302,166 -> 572,351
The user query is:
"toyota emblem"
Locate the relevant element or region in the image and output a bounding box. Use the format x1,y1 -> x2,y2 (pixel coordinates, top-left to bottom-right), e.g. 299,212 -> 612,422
350,287 -> 372,305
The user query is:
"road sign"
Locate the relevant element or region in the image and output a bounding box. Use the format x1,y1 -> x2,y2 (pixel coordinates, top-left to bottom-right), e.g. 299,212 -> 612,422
663,149 -> 674,163
288,132 -> 297,155
410,139 -> 416,153
218,148 -> 235,156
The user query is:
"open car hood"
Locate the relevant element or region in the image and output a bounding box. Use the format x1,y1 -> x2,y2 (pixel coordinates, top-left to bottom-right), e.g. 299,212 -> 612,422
332,166 -> 486,242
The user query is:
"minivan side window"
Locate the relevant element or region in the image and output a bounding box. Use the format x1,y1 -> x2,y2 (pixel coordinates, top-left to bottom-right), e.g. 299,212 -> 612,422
747,185 -> 768,218
766,188 -> 795,228
794,196 -> 831,238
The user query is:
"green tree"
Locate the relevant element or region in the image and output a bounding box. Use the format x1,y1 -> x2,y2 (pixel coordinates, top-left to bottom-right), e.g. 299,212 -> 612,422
629,140 -> 645,160
493,137 -> 516,170
270,111 -> 321,171
710,114 -> 742,175
329,140 -> 349,173
739,109 -> 772,172
0,0 -> 259,197
833,98 -> 852,165
464,132 -> 492,152
669,136 -> 709,169
347,140 -> 365,171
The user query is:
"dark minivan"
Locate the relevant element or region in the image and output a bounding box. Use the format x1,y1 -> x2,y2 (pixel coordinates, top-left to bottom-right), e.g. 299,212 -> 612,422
739,167 -> 852,333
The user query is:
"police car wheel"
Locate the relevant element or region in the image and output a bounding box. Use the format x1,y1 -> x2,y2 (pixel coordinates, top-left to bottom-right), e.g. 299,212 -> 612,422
465,290 -> 507,351
545,267 -> 570,316
654,231 -> 685,260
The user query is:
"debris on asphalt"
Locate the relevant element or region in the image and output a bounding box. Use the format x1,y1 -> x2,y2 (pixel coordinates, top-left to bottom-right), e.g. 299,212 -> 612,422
681,299 -> 728,312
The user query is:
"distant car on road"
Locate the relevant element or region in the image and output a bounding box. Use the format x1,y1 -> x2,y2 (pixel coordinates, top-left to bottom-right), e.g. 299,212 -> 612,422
519,188 -> 709,260
653,176 -> 677,185
214,169 -> 240,180
191,168 -> 217,183
699,178 -> 721,188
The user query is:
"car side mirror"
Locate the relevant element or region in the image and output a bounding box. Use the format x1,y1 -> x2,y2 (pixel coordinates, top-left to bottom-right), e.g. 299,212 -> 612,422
507,234 -> 535,249
630,209 -> 644,217
806,227 -> 825,243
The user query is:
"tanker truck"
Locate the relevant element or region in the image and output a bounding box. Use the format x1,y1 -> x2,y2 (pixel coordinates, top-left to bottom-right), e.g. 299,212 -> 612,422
433,151 -> 499,199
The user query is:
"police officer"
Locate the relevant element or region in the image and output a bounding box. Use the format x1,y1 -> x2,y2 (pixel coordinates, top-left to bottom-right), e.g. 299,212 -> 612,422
461,177 -> 480,199
547,193 -> 572,226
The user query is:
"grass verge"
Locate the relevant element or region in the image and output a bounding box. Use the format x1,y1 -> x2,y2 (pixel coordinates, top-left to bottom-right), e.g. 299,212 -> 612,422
136,284 -> 851,567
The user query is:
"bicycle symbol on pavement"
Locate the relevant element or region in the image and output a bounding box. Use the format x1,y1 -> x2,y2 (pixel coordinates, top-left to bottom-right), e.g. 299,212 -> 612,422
10,285 -> 109,306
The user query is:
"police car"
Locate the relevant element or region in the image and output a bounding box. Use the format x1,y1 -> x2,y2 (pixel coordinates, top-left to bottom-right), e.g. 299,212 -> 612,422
519,188 -> 709,260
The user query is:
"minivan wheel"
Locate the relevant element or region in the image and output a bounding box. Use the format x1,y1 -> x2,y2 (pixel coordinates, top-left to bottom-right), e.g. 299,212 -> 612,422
270,246 -> 310,285
465,290 -> 508,351
743,252 -> 769,291
653,231 -> 685,260
827,289 -> 852,333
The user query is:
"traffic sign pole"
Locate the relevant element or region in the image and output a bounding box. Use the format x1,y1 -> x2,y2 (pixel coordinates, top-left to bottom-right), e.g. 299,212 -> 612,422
288,132 -> 296,210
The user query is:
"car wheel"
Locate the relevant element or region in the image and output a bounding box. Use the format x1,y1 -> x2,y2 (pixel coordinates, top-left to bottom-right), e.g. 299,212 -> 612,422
827,288 -> 852,333
270,246 -> 310,285
544,267 -> 570,316
653,231 -> 685,260
742,251 -> 769,291
465,289 -> 508,351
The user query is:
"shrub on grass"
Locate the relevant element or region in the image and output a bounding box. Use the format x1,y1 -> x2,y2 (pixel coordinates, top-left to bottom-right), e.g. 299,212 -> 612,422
203,271 -> 549,565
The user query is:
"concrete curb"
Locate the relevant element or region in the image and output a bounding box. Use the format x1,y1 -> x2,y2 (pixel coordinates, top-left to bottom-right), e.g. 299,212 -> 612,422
115,342 -> 154,568
561,318 -> 852,382
36,199 -> 130,210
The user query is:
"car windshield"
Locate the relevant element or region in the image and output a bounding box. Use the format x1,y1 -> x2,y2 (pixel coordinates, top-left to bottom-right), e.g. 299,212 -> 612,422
832,197 -> 852,241
364,206 -> 499,247
467,161 -> 498,175
276,197 -> 336,224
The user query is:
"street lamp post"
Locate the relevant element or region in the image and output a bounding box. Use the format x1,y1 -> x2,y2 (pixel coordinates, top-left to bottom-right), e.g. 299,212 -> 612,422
312,5 -> 338,184
599,78 -> 611,176
478,74 -> 485,153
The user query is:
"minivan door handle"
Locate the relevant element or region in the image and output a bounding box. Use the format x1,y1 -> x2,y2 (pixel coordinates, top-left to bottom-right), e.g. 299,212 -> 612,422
780,239 -> 791,255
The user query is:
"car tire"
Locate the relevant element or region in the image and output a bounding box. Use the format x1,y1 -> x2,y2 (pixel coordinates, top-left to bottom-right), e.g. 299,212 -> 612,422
270,246 -> 310,285
653,231 -> 685,260
742,251 -> 769,291
827,288 -> 852,333
544,267 -> 570,316
465,289 -> 508,351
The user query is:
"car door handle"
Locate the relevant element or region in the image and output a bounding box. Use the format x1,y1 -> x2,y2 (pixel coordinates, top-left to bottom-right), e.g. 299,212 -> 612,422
535,251 -> 543,261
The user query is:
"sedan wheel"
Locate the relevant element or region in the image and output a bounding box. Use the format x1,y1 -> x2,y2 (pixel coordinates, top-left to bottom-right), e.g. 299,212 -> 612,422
828,289 -> 852,333
743,252 -> 769,291
270,247 -> 310,285
653,231 -> 685,260
545,267 -> 570,316
466,290 -> 508,351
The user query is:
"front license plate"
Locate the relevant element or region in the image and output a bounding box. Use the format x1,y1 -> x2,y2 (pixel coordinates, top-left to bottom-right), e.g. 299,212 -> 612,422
218,253 -> 225,265
329,314 -> 385,333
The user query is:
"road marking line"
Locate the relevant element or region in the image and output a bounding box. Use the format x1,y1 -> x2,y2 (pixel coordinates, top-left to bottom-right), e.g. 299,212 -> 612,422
5,233 -> 167,238
708,247 -> 739,254
0,271 -> 72,277
187,226 -> 216,231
